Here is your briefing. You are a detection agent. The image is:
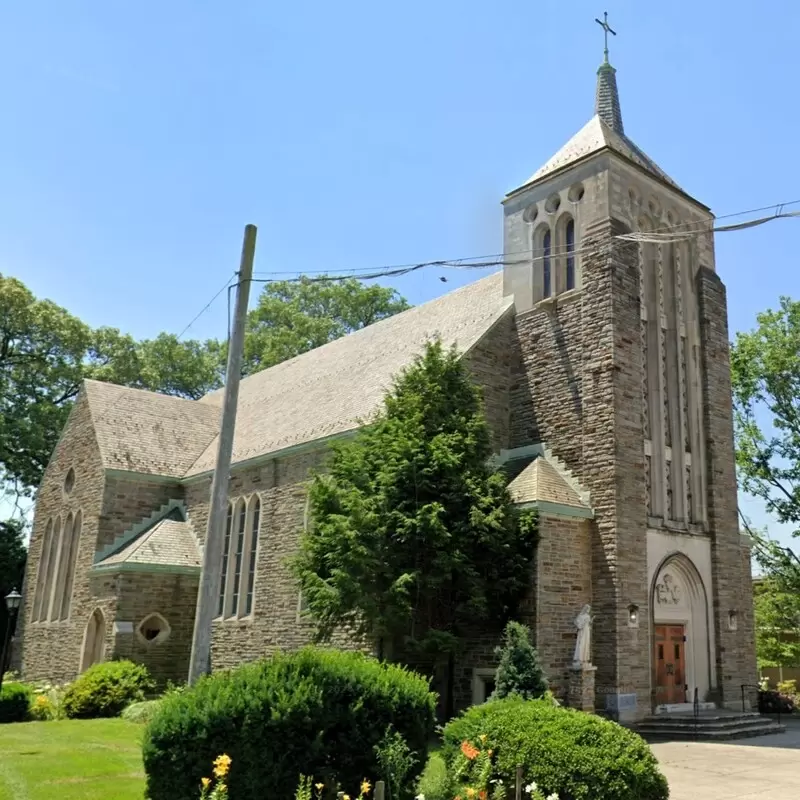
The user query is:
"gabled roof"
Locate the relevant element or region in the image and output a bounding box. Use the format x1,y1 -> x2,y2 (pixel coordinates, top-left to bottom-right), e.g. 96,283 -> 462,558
93,504 -> 200,572
84,380 -> 220,478
520,115 -> 682,192
185,272 -> 511,476
507,454 -> 591,515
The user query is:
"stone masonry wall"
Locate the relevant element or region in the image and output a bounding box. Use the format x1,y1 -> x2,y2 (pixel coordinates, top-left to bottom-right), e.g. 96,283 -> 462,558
534,514 -> 592,701
463,310 -> 513,453
98,474 -> 183,550
509,295 -> 583,474
579,218 -> 650,720
697,267 -> 758,705
184,447 -> 370,670
16,390 -> 115,683
113,571 -> 200,686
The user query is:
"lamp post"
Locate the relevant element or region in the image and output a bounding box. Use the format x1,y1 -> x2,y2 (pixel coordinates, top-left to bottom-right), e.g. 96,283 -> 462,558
0,588 -> 22,694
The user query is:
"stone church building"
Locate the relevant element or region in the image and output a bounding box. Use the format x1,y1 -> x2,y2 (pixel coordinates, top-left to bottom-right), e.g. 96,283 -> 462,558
15,53 -> 757,722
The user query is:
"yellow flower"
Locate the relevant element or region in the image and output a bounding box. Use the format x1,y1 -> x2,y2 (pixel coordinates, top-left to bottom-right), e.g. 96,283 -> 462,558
212,753 -> 232,778
478,734 -> 487,744
361,780 -> 372,795
343,795 -> 351,800
316,783 -> 325,791
466,789 -> 476,799
201,777 -> 211,789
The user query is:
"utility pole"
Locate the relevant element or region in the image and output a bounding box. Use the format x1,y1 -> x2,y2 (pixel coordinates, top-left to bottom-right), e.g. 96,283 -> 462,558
188,224 -> 257,685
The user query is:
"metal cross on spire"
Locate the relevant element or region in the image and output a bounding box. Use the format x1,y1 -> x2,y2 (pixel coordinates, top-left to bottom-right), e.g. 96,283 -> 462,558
595,11 -> 617,64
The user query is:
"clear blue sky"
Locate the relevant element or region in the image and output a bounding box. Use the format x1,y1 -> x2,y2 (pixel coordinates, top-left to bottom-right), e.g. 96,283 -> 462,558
3,1 -> 799,548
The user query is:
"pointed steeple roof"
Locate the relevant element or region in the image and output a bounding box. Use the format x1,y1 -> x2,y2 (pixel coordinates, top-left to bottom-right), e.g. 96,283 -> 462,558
509,45 -> 690,198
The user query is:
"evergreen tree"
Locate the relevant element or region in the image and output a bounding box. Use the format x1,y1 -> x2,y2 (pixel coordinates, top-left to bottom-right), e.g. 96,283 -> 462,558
292,339 -> 538,715
492,621 -> 548,701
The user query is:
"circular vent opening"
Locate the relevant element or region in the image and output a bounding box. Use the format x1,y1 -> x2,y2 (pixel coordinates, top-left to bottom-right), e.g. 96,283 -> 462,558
137,613 -> 171,646
544,193 -> 561,214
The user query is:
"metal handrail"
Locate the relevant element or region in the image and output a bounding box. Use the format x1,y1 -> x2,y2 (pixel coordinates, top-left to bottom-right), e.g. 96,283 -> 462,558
744,682 -> 785,724
692,687 -> 699,740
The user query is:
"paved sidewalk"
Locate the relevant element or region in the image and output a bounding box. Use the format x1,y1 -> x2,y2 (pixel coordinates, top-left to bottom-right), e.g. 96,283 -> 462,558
650,717 -> 800,800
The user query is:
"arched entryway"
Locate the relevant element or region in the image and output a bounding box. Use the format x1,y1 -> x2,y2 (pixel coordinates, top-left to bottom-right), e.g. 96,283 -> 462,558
651,553 -> 713,710
79,608 -> 106,673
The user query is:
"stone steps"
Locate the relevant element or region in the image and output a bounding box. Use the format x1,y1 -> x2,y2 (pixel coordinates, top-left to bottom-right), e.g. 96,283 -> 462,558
635,712 -> 786,741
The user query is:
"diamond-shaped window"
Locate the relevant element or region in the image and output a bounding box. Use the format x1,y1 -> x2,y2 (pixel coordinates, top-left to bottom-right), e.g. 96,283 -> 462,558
137,613 -> 170,645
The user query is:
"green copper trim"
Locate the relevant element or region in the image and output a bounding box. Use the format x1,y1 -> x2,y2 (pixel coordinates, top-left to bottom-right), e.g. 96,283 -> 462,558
90,562 -> 201,576
514,499 -> 594,519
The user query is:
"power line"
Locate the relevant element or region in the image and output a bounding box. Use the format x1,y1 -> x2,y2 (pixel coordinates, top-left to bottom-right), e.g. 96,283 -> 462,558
176,272 -> 237,340
177,197 -> 800,336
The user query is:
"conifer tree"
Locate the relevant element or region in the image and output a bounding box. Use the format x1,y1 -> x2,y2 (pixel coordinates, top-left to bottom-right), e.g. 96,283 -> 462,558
492,621 -> 548,701
293,339 -> 538,715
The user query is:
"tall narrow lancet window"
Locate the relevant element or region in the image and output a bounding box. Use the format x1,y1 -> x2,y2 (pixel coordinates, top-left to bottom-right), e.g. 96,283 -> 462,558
229,500 -> 247,616
542,229 -> 552,298
565,218 -> 576,290
60,511 -> 82,620
244,497 -> 261,615
51,512 -> 74,621
41,517 -> 62,621
217,504 -> 234,617
32,519 -> 53,622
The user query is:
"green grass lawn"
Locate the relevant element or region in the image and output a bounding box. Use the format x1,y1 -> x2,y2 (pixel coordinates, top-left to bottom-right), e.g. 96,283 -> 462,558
0,718 -> 146,800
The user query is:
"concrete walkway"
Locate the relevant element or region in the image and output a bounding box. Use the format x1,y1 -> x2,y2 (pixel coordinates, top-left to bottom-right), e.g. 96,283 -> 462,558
650,716 -> 800,800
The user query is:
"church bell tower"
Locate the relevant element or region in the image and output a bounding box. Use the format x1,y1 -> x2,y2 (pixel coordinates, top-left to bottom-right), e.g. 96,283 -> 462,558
501,13 -> 757,721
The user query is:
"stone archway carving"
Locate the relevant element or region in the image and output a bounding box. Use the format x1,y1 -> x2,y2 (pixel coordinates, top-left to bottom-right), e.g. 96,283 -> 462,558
79,608 -> 106,673
651,552 -> 713,707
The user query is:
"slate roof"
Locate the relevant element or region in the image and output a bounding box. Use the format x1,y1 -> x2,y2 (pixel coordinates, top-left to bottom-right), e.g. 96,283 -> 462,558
79,272 -> 511,479
93,507 -> 200,570
185,272 -> 511,476
520,115 -> 682,192
507,454 -> 589,510
84,380 -> 220,478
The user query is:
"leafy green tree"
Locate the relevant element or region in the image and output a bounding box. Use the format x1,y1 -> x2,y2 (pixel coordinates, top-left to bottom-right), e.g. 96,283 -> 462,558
731,297 -> 800,591
753,576 -> 800,669
292,339 -> 538,716
491,620 -> 547,701
1,272 -> 409,498
0,274 -> 221,496
243,276 -> 409,375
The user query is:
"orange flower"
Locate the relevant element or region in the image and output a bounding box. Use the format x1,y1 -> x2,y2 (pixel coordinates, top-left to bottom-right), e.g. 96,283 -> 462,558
460,741 -> 479,760
479,792 -> 487,800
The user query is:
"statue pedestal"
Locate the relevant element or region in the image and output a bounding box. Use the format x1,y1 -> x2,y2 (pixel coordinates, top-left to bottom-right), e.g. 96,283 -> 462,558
568,663 -> 597,713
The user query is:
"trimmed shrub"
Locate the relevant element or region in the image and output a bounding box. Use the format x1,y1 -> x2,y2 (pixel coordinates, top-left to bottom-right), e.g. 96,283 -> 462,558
122,699 -> 162,724
0,682 -> 32,723
142,647 -> 437,800
62,660 -> 154,719
442,698 -> 669,800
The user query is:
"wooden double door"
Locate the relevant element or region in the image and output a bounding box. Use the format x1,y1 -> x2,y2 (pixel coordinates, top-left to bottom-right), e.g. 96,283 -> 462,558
654,624 -> 687,705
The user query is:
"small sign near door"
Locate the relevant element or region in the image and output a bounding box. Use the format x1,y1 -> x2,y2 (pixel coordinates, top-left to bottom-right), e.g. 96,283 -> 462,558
654,624 -> 686,705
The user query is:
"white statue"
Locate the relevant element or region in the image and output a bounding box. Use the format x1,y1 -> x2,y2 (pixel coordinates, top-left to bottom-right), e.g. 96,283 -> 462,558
573,604 -> 593,667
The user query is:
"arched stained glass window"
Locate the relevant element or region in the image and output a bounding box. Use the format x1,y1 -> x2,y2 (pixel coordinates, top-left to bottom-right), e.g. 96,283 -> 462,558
244,497 -> 261,615
217,504 -> 234,617
566,218 -> 575,290
542,228 -> 552,298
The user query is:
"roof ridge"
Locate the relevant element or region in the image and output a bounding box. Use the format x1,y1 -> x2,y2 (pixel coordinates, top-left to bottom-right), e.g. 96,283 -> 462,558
83,378 -> 210,407
199,272 -> 504,404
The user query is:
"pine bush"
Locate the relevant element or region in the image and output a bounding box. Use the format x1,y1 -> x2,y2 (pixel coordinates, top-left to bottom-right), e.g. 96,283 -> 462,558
142,647 -> 437,800
492,621 -> 547,700
442,698 -> 669,800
